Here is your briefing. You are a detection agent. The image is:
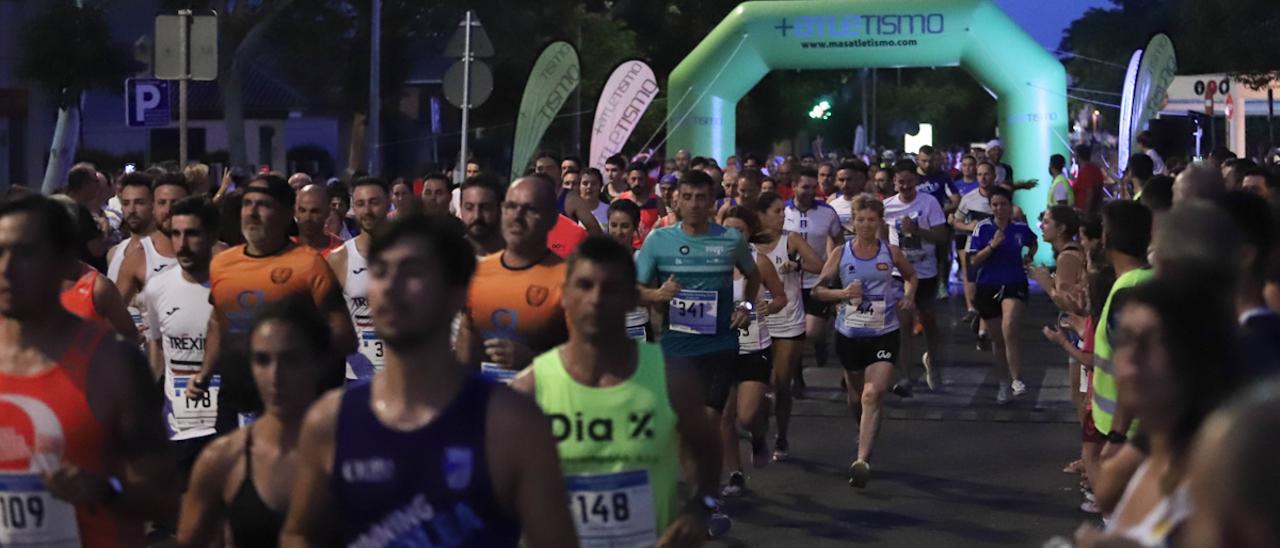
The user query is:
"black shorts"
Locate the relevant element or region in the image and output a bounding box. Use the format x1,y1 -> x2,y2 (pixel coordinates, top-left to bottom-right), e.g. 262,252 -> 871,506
834,331 -> 900,371
667,350 -> 736,412
736,348 -> 773,384
974,282 -> 1029,319
771,332 -> 806,341
801,288 -> 832,317
170,435 -> 214,487
955,234 -> 972,262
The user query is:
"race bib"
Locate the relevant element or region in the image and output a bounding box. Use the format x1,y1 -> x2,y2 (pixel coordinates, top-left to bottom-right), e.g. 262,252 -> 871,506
737,312 -> 765,349
358,330 -> 386,370
0,474 -> 81,548
566,470 -> 656,548
480,362 -> 518,385
669,290 -> 718,335
842,297 -> 887,330
167,374 -> 218,439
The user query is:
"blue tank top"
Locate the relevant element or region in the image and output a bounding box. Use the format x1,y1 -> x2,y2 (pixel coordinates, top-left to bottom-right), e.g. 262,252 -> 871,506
835,239 -> 901,338
332,375 -> 520,548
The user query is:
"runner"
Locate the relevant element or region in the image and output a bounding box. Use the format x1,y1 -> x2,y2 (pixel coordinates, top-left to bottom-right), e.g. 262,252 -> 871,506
281,214 -> 577,547
616,162 -> 663,246
178,296 -> 331,546
636,169 -> 759,436
966,187 -> 1037,404
953,155 -> 979,198
388,178 -> 420,219
327,184 -> 358,240
718,169 -> 763,221
293,184 -> 342,252
953,161 -> 998,347
719,207 -> 789,495
139,196 -> 222,482
186,173 -> 355,433
817,161 -> 837,199
326,177 -> 391,381
0,194 -> 176,548
785,169 -> 844,376
603,155 -> 630,202
916,147 -> 960,306
115,173 -> 189,317
883,159 -> 948,393
812,193 -> 917,488
829,162 -> 870,240
421,173 -> 452,217
104,172 -> 163,341
52,197 -> 139,340
748,191 -> 823,461
604,199 -> 652,340
570,167 -> 609,232
287,173 -> 312,193
457,176 -> 569,382
457,174 -> 505,257
513,236 -> 728,545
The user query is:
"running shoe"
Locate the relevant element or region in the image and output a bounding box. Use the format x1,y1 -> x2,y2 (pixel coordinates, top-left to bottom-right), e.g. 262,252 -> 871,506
922,352 -> 939,390
721,471 -> 746,497
751,435 -> 770,469
848,460 -> 872,488
1080,499 -> 1101,514
976,333 -> 992,351
936,281 -> 950,300
1011,379 -> 1028,397
708,504 -> 733,537
960,309 -> 979,330
772,437 -> 790,462
996,382 -> 1011,405
1063,459 -> 1085,475
891,380 -> 914,398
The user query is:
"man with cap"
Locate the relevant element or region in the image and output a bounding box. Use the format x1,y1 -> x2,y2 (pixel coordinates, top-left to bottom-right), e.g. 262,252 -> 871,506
987,140 -> 1014,186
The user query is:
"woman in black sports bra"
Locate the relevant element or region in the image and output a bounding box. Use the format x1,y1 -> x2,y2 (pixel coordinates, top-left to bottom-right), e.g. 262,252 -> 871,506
178,297 -> 332,547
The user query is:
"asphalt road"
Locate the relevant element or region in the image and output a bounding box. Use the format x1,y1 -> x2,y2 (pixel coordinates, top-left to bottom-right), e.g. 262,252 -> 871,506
710,283 -> 1097,547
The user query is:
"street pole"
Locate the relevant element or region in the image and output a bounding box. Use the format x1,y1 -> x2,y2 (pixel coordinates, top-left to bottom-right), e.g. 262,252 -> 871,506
573,22 -> 582,157
178,9 -> 190,168
368,0 -> 381,175
1268,88 -> 1275,148
457,10 -> 472,184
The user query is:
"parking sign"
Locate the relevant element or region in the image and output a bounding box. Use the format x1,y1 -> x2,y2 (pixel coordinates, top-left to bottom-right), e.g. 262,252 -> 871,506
125,78 -> 171,127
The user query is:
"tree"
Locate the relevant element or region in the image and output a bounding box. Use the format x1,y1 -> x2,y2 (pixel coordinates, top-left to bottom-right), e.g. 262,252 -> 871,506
17,0 -> 134,193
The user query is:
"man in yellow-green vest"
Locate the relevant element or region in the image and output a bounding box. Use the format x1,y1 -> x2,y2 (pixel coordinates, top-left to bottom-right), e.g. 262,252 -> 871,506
1047,154 -> 1074,208
1093,201 -> 1154,460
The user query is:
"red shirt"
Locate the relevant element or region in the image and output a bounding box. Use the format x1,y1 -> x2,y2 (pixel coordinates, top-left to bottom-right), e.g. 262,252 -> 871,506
1073,163 -> 1105,212
547,214 -> 587,258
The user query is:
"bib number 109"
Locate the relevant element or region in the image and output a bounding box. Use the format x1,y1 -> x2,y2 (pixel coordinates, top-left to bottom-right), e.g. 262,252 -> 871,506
0,495 -> 44,530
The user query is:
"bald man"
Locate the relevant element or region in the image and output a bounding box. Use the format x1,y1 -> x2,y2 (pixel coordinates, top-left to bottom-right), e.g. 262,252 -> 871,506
455,176 -> 569,381
288,172 -> 313,193
294,184 -> 341,251
1173,162 -> 1227,206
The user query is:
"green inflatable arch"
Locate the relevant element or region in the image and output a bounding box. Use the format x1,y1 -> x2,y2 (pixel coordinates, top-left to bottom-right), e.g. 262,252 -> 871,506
668,0 -> 1068,263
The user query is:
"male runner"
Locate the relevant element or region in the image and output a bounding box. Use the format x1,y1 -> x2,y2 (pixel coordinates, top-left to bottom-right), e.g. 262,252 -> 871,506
294,184 -> 343,252
514,236 -> 725,546
388,178 -> 419,218
637,170 -> 759,420
603,155 -> 630,202
326,177 -> 392,381
104,172 -> 158,339
718,168 -> 764,221
916,146 -> 960,301
953,155 -> 980,198
883,159 -> 948,392
117,173 -> 190,316
785,169 -> 844,369
817,161 -> 837,198
953,161 -> 999,340
830,161 -> 869,240
139,196 -> 220,483
186,174 -> 355,431
457,176 -> 569,381
457,174 -> 505,257
281,214 -> 578,548
616,162 -> 664,246
0,194 -> 176,548
421,172 -> 453,217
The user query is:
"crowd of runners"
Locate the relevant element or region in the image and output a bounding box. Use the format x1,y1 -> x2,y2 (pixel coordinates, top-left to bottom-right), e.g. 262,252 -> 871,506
4,134 -> 1280,548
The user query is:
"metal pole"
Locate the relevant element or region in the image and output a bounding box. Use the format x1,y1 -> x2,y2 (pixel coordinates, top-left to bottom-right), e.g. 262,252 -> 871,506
1268,88 -> 1275,148
178,9 -> 190,167
458,10 -> 472,184
368,0 -> 381,175
870,68 -> 877,148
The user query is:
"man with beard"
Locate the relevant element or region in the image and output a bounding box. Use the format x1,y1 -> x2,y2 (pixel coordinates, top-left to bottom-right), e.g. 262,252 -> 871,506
139,196 -> 222,486
456,176 -> 569,381
185,174 -> 355,432
458,174 -> 505,257
117,173 -> 189,322
294,184 -> 342,252
281,215 -> 577,548
0,194 -> 178,548
326,177 -> 392,381
817,161 -> 837,199
104,172 -> 170,342
616,162 -> 664,246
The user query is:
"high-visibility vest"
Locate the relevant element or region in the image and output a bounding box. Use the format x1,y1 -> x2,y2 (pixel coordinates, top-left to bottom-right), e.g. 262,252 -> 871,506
1091,267 -> 1153,435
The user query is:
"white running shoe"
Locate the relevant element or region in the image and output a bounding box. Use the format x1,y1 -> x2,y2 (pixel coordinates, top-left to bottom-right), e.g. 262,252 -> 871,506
1011,379 -> 1028,397
923,352 -> 938,390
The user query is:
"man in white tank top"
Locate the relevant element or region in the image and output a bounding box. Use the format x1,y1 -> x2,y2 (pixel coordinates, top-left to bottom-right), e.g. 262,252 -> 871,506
139,196 -> 219,481
326,177 -> 391,380
570,168 -> 610,232
117,174 -> 188,330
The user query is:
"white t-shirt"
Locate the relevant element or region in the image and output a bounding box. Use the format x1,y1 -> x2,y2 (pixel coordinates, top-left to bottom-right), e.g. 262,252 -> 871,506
1145,148 -> 1166,175
956,188 -> 995,235
141,267 -> 215,440
827,194 -> 855,242
784,200 -> 843,288
882,193 -> 946,280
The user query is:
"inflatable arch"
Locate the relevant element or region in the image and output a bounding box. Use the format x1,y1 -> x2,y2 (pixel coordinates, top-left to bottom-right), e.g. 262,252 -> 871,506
668,0 -> 1068,262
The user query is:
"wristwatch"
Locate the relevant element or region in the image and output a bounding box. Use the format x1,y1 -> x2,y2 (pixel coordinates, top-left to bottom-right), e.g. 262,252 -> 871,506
103,475 -> 123,505
735,300 -> 754,313
1105,431 -> 1128,445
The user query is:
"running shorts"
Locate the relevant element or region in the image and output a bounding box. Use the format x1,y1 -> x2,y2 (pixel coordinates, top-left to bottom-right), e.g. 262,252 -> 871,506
973,282 -> 1029,320
801,287 -> 832,317
736,348 -> 773,384
667,350 -> 736,412
834,330 -> 900,371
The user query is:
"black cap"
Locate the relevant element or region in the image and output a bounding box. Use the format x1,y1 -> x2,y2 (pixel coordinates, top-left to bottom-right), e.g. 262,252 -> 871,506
243,173 -> 295,209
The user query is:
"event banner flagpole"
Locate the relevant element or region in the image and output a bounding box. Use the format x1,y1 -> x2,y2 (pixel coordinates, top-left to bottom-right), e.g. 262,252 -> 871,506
589,60 -> 659,171
510,41 -> 580,181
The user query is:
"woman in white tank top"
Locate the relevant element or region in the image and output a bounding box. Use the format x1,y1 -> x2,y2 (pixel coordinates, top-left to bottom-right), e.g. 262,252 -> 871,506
747,192 -> 823,461
721,212 -> 789,496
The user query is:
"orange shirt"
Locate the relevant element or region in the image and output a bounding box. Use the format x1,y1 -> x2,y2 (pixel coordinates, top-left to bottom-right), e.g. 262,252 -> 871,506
0,322 -> 140,548
467,252 -> 568,356
210,244 -> 338,339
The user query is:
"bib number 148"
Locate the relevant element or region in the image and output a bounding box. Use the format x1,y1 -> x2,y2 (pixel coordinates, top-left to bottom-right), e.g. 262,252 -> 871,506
574,492 -> 630,524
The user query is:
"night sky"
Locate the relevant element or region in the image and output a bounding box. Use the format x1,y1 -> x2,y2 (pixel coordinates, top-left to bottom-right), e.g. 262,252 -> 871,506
992,0 -> 1115,52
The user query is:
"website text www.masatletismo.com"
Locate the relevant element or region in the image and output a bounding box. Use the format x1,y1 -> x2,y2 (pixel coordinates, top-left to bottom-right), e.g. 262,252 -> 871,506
801,38 -> 918,49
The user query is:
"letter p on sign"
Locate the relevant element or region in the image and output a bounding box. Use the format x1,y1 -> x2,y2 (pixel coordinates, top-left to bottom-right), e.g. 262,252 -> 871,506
125,78 -> 171,128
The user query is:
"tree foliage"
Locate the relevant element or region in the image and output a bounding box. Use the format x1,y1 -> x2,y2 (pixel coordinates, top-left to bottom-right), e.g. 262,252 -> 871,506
17,0 -> 136,106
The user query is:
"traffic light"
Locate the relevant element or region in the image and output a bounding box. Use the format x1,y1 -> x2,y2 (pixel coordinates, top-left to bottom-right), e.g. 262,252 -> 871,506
808,100 -> 832,120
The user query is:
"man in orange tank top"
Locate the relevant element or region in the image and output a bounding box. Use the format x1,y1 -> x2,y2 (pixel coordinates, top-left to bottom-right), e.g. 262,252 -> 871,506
457,176 -> 569,381
0,194 -> 176,548
186,174 -> 355,432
